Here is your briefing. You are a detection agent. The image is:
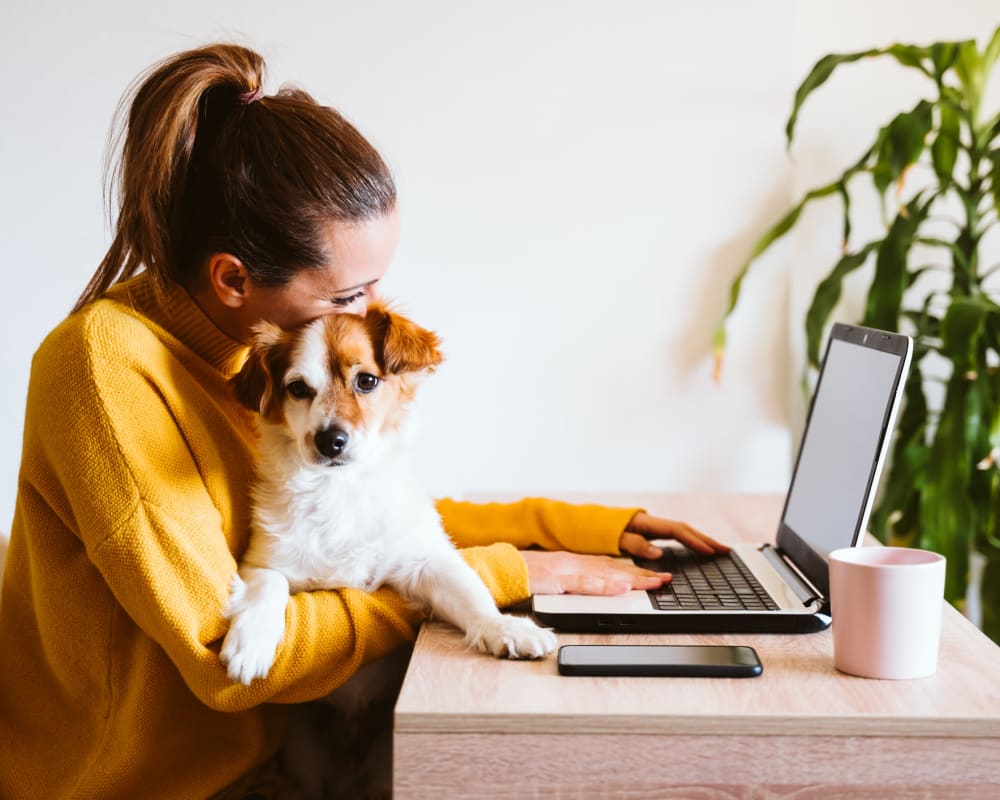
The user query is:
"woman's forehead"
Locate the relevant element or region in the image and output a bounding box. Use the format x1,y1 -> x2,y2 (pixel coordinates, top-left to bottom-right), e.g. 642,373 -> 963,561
314,211 -> 400,282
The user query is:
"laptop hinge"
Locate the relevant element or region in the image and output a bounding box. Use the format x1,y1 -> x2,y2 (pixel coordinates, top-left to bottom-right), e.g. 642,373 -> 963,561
759,545 -> 824,607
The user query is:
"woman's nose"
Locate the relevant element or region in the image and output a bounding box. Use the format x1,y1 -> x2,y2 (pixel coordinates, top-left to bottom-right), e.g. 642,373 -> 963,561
358,286 -> 382,314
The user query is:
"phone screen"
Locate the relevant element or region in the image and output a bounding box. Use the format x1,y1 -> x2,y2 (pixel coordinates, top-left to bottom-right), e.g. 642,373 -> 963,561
557,645 -> 762,677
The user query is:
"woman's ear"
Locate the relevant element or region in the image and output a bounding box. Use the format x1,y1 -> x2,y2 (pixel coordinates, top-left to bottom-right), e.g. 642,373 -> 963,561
206,253 -> 252,309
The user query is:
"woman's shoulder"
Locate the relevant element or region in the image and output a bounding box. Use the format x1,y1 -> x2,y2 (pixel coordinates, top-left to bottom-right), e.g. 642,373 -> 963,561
34,273 -> 247,393
23,292 -> 171,432
36,289 -> 160,371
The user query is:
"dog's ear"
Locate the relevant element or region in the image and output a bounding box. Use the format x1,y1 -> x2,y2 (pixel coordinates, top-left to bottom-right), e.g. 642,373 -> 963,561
231,322 -> 288,416
366,305 -> 444,375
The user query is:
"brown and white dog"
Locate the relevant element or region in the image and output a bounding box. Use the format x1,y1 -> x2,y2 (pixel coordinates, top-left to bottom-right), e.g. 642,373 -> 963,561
220,305 -> 556,685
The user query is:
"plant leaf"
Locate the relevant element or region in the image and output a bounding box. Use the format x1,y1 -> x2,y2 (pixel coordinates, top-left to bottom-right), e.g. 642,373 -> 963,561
804,242 -> 880,367
886,43 -> 934,72
982,25 -> 1000,73
862,194 -> 933,330
990,148 -> 1000,220
716,141 -> 881,360
932,101 -> 961,184
869,365 -> 930,544
980,548 -> 1000,644
978,111 -> 1000,151
871,100 -> 934,196
915,236 -> 971,273
987,357 -> 1000,456
837,181 -> 852,245
920,374 -> 973,602
966,367 -> 994,470
931,42 -> 960,79
786,43 -> 947,144
954,40 -> 985,122
786,49 -> 880,143
713,179 -> 843,367
941,297 -> 988,370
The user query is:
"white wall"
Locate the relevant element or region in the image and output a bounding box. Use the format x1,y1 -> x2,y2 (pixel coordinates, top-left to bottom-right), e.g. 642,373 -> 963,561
2,0 -> 998,528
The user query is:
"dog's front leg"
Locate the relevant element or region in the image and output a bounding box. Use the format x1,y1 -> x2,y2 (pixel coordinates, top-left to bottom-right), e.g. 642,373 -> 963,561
220,565 -> 290,685
407,552 -> 557,659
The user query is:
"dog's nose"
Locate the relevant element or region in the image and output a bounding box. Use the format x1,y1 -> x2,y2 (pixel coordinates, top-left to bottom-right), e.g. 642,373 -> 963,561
314,426 -> 350,459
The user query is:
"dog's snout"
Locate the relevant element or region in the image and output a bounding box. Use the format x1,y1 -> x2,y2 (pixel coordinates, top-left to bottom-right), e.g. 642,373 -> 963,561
314,426 -> 350,459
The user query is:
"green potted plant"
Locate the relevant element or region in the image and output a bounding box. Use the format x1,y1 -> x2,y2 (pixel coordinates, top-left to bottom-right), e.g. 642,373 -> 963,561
715,27 -> 1000,642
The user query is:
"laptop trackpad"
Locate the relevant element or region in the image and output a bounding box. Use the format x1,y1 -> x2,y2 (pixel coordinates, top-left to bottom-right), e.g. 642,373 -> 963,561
532,590 -> 653,613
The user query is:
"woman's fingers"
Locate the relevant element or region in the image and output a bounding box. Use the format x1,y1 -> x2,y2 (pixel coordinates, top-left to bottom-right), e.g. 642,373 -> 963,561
521,550 -> 670,596
625,511 -> 729,555
619,531 -> 664,560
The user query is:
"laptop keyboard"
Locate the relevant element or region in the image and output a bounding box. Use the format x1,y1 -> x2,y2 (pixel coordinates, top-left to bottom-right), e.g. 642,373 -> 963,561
639,549 -> 780,611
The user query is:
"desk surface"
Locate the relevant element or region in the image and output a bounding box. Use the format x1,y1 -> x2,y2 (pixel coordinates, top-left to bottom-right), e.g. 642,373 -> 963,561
393,493 -> 1000,798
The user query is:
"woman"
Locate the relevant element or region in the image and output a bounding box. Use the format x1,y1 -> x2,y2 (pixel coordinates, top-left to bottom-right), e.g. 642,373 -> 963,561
0,43 -> 726,799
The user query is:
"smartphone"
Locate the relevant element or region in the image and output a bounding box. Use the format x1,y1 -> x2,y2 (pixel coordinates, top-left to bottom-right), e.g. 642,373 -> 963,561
557,644 -> 763,677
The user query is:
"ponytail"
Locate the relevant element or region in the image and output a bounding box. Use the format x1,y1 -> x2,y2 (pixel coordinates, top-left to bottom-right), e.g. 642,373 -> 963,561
75,44 -> 396,312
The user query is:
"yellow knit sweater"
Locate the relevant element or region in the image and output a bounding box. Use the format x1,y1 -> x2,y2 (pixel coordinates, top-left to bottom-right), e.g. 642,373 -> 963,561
0,273 -> 637,799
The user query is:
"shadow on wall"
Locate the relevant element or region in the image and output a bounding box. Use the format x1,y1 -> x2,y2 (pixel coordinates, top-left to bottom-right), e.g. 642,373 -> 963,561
672,177 -> 795,426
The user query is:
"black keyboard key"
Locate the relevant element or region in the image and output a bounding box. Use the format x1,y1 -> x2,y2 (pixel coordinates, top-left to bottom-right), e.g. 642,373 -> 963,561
645,548 -> 779,611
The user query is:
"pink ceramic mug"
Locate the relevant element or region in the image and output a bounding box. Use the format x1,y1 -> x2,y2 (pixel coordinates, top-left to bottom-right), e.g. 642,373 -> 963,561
829,546 -> 946,679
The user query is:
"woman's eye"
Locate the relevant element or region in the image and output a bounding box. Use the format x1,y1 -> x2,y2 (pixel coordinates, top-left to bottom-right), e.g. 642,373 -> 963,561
286,380 -> 314,399
355,373 -> 380,393
331,291 -> 365,307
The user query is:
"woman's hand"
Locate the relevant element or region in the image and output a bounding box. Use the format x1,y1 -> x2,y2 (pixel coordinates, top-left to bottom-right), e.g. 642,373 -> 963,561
520,510 -> 730,596
520,550 -> 670,596
619,511 -> 730,561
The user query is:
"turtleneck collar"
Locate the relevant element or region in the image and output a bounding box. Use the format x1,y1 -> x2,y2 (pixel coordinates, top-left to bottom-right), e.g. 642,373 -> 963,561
104,273 -> 249,378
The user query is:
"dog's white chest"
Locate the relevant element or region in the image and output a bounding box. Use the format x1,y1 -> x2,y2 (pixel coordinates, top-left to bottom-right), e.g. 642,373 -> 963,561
247,462 -> 438,594
287,501 -> 388,593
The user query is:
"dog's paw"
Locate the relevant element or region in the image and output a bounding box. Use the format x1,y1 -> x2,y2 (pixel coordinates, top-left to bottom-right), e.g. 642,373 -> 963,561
219,574 -> 288,685
467,615 -> 558,660
220,614 -> 284,685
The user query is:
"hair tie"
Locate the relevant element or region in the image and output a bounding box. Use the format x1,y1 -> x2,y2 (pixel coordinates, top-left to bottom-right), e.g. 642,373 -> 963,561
239,86 -> 264,105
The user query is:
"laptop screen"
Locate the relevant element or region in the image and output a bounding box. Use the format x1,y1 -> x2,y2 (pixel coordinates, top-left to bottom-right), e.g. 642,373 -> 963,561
776,324 -> 911,597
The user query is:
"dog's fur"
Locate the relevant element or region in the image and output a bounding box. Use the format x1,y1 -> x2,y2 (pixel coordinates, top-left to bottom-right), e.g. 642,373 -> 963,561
220,305 -> 556,687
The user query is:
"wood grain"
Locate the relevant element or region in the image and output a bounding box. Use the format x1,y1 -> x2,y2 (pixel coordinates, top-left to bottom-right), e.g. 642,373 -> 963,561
395,733 -> 999,798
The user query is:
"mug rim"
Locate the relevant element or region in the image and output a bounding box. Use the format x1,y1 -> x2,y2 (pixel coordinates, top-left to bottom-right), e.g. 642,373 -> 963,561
829,545 -> 945,569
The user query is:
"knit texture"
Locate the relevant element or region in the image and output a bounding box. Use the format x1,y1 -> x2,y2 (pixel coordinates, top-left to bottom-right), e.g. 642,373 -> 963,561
0,273 -> 639,798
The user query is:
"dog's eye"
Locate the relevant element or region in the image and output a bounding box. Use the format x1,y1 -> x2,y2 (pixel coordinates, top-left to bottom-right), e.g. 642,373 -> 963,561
354,373 -> 380,394
286,380 -> 314,400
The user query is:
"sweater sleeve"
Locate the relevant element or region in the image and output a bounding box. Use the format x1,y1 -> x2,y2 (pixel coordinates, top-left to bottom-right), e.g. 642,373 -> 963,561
88,502 -> 423,709
437,497 -> 641,555
457,543 -> 532,608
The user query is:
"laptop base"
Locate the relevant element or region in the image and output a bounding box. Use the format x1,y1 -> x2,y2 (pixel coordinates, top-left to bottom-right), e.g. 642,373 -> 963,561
533,607 -> 831,634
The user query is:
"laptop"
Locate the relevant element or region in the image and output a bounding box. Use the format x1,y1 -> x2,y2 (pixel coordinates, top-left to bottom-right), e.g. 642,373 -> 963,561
532,322 -> 912,634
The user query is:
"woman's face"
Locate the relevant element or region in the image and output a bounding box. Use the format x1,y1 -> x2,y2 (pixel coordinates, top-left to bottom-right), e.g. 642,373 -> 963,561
242,208 -> 401,333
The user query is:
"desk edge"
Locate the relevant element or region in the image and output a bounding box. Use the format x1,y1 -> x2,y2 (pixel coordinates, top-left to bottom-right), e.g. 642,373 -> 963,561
393,711 -> 1000,738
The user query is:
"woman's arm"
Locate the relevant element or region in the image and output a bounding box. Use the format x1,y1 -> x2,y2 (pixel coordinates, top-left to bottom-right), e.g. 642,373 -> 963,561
437,501 -> 730,597
436,497 -> 637,554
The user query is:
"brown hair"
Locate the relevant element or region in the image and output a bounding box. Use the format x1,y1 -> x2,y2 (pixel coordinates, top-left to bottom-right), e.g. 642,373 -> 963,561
74,43 -> 396,312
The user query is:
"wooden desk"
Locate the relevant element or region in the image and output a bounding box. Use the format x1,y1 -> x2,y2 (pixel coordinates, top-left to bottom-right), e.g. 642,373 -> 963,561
393,493 -> 1000,799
